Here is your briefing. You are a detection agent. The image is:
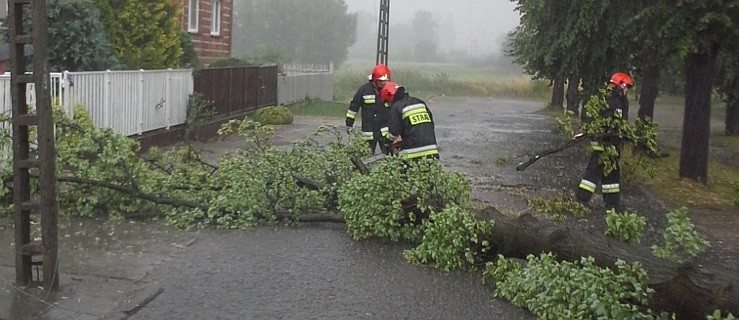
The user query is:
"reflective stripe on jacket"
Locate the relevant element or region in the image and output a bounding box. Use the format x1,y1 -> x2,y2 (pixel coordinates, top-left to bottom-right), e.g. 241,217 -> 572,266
345,81 -> 390,138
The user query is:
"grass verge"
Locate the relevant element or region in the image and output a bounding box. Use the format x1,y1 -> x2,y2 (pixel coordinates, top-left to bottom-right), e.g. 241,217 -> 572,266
624,146 -> 739,210
287,99 -> 346,118
333,66 -> 551,104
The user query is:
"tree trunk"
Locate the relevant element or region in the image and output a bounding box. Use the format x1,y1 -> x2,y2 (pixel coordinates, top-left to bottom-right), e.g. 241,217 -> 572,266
566,78 -> 580,115
679,48 -> 718,183
726,98 -> 739,135
479,207 -> 739,320
638,64 -> 660,120
550,78 -> 564,109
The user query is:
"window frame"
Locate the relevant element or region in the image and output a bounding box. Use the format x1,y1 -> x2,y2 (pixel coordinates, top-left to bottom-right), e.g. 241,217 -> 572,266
187,0 -> 199,33
210,0 -> 221,36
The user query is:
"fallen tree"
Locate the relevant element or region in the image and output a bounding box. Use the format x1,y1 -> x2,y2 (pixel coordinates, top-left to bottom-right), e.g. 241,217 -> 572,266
5,108 -> 734,319
478,206 -> 738,320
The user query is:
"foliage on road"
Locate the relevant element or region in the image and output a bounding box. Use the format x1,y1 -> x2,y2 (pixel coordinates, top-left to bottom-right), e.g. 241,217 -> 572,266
484,253 -> 667,320
404,204 -> 493,271
604,209 -> 646,245
651,207 -> 710,262
338,157 -> 471,242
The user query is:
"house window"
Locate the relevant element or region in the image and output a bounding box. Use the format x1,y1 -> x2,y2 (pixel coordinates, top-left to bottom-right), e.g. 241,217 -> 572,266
188,0 -> 198,33
211,0 -> 221,36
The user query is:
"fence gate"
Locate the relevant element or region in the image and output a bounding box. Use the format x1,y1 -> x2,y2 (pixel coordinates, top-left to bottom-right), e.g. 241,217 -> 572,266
10,0 -> 59,290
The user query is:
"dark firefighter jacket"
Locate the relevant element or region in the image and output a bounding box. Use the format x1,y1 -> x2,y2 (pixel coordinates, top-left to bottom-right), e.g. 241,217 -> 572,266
386,90 -> 438,159
592,84 -> 629,151
345,81 -> 390,141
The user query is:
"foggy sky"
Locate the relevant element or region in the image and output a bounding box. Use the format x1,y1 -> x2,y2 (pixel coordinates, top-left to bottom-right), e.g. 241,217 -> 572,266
343,0 -> 520,56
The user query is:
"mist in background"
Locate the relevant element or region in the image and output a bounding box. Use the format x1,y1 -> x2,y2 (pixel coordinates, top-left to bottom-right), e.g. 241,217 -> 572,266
344,0 -> 520,61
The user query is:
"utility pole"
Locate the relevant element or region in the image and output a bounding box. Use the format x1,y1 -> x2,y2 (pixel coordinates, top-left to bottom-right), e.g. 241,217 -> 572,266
10,0 -> 60,291
375,0 -> 390,66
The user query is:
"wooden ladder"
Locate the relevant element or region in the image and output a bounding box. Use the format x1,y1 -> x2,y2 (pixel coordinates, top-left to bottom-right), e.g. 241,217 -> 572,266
9,0 -> 59,290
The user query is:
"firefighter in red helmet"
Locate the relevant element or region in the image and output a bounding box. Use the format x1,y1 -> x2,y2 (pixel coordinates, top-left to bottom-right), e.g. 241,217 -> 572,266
381,82 -> 439,160
575,72 -> 633,211
345,64 -> 392,155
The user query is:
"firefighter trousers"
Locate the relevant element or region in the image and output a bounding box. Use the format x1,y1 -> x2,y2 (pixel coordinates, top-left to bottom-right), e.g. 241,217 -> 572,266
575,150 -> 621,209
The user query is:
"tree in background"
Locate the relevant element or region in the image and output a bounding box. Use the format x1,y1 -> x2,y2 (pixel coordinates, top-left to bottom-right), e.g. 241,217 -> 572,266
506,0 -> 564,109
232,0 -> 357,65
716,38 -> 739,135
0,0 -> 120,71
46,0 -> 120,71
93,0 -> 118,42
410,10 -> 439,62
112,0 -> 183,69
667,0 -> 737,182
508,0 -> 738,183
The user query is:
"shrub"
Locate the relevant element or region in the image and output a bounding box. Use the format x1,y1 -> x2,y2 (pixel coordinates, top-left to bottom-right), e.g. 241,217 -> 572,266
605,209 -> 646,244
404,204 -> 493,271
337,157 -> 471,242
652,207 -> 710,262
254,106 -> 293,125
485,253 -> 660,320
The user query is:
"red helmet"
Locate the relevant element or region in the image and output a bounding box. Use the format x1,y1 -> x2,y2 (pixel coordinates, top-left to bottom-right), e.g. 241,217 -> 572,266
372,64 -> 391,81
380,82 -> 400,102
610,72 -> 634,89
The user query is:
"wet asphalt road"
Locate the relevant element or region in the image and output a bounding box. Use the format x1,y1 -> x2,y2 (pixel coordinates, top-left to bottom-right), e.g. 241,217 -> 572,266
128,224 -> 533,320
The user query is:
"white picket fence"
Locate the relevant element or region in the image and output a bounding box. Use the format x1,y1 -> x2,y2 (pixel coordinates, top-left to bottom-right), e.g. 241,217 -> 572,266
0,69 -> 194,136
278,62 -> 333,104
0,64 -> 333,136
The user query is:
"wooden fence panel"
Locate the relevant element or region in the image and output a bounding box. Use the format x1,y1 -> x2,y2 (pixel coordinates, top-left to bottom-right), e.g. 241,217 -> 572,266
258,66 -> 277,108
243,67 -> 259,113
194,65 -> 277,118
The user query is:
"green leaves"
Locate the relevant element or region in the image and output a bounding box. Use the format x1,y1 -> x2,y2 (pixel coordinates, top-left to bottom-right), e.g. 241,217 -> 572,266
337,157 -> 471,242
707,309 -> 737,320
47,0 -> 119,71
579,90 -> 660,176
605,209 -> 646,245
528,196 -> 588,221
652,207 -> 710,262
113,0 -> 183,69
404,204 -> 494,271
485,253 -> 661,320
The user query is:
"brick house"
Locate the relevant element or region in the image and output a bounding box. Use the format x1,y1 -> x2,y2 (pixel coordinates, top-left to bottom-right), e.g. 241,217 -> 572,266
181,0 -> 233,63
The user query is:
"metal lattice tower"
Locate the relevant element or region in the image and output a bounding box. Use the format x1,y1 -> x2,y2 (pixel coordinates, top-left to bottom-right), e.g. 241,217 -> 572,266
10,0 -> 60,290
375,0 -> 390,66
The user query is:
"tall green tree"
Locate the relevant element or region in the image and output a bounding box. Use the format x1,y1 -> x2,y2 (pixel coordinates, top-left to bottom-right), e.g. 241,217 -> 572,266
112,0 -> 183,69
0,0 -> 119,71
665,0 -> 738,182
47,0 -> 119,71
716,35 -> 739,135
508,0 -> 634,114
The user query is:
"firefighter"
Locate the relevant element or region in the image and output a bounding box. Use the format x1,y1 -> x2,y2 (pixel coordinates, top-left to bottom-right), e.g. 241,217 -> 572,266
575,72 -> 633,211
345,64 -> 392,155
380,82 -> 439,160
